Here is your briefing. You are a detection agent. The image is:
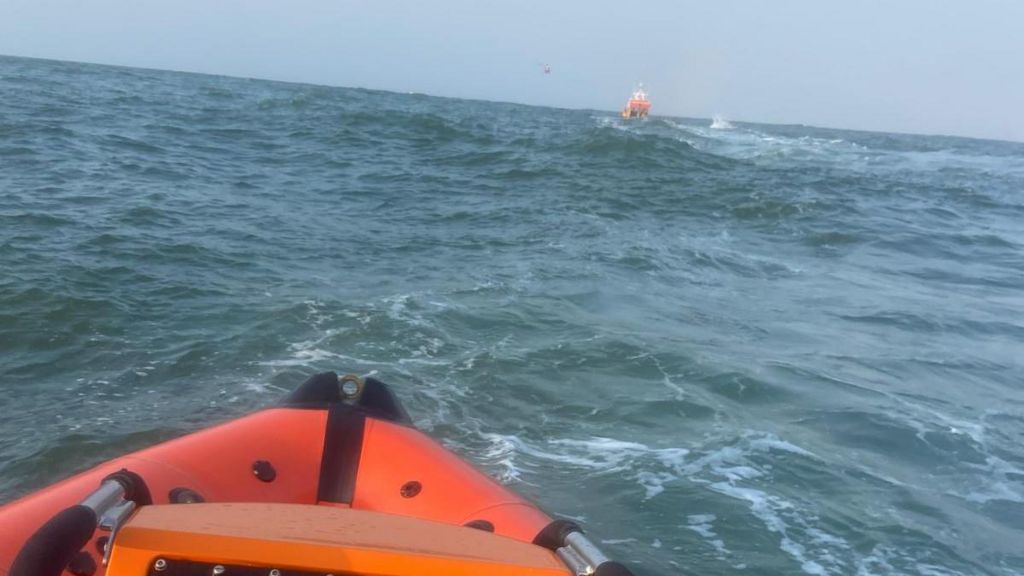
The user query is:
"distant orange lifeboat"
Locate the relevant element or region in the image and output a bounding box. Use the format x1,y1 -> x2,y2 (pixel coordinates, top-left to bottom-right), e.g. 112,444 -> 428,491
621,85 -> 651,119
0,372 -> 634,576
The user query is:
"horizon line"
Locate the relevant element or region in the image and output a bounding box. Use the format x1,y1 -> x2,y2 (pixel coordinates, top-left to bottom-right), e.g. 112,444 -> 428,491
2,52 -> 1021,146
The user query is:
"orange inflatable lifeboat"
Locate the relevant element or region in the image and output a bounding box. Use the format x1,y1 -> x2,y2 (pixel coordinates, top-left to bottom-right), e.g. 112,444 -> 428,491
621,85 -> 651,119
0,372 -> 633,576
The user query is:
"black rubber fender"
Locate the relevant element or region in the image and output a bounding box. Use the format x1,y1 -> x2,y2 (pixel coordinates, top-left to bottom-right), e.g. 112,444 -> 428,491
595,560 -> 636,576
9,504 -> 97,576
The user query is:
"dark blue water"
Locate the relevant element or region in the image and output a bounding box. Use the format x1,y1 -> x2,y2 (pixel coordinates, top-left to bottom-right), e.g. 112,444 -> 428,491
3,54 -> 1024,575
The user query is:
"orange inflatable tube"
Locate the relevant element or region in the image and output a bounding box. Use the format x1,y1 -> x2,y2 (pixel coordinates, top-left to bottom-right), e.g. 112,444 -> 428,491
0,372 -> 629,576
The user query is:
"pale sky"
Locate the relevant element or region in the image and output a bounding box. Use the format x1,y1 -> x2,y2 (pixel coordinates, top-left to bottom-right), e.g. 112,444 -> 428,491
3,0 -> 1022,142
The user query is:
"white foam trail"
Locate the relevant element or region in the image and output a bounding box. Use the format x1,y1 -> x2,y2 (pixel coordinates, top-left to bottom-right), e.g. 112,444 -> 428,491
686,514 -> 731,557
601,538 -> 638,545
881,395 -> 1024,506
479,430 -> 855,574
480,433 -> 524,483
651,354 -> 685,400
241,381 -> 287,394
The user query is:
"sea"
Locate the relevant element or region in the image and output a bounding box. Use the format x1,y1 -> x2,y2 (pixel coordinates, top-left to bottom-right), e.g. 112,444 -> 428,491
2,55 -> 1024,576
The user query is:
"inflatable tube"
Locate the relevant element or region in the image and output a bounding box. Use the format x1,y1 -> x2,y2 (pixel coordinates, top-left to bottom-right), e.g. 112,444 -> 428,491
0,372 -> 631,576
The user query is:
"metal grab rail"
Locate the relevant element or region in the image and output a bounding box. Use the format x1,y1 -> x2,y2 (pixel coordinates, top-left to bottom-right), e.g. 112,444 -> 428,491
534,519 -> 634,576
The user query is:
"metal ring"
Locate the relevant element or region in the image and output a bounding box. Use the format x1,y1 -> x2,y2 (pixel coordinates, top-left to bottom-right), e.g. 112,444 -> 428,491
338,374 -> 365,400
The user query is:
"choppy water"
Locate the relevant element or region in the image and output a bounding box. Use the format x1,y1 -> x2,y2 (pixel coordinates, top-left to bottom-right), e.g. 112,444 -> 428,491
3,54 -> 1024,575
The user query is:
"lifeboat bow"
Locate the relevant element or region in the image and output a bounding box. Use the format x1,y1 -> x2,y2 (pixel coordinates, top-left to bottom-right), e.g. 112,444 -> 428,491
0,372 -> 633,576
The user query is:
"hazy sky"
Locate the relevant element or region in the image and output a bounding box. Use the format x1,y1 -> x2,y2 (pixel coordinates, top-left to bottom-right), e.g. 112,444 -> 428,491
3,0 -> 1023,141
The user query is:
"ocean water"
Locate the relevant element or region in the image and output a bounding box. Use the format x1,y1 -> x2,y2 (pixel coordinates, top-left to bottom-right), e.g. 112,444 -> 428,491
2,54 -> 1024,575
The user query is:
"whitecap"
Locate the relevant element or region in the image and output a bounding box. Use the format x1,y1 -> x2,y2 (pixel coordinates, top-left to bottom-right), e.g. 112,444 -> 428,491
711,115 -> 734,130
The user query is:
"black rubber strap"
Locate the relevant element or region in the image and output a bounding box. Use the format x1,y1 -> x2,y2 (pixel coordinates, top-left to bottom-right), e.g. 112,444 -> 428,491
316,405 -> 366,503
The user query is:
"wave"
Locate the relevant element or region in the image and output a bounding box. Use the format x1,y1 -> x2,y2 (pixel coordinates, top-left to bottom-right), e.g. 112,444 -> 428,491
4,54 -> 1024,576
552,120 -> 739,173
473,429 -> 879,574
